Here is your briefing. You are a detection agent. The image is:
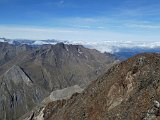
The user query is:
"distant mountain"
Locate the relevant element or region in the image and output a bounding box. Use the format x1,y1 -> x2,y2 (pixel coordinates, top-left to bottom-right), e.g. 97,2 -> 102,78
0,42 -> 118,120
41,53 -> 160,120
0,38 -> 69,46
1,38 -> 160,59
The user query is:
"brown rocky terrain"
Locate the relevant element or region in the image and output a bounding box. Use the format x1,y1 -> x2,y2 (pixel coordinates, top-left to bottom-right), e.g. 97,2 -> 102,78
0,42 -> 118,120
42,53 -> 160,120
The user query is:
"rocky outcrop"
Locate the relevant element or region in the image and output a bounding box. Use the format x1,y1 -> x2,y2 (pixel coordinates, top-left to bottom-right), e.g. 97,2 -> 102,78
43,53 -> 160,120
49,85 -> 83,101
21,85 -> 83,120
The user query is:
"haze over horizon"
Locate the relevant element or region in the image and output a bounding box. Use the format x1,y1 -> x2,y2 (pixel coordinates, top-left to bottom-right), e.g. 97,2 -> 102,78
0,0 -> 160,42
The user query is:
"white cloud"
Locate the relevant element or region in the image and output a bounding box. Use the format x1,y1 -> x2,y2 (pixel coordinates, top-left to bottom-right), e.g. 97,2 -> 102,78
0,25 -> 160,44
72,40 -> 160,53
0,25 -> 123,40
46,16 -> 160,32
125,23 -> 160,29
0,25 -> 160,53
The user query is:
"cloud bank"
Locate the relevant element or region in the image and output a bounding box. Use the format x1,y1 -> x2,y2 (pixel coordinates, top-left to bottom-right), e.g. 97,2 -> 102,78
71,40 -> 160,53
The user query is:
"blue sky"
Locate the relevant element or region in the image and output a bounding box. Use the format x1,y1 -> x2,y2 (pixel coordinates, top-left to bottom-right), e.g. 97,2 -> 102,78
0,0 -> 160,41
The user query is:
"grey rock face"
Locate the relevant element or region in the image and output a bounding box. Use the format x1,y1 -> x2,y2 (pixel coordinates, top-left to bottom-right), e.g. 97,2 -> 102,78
50,85 -> 84,101
0,65 -> 49,120
4,65 -> 33,86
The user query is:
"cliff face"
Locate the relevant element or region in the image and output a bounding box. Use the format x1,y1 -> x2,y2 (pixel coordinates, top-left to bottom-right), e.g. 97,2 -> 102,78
0,42 -> 118,120
0,65 -> 48,120
44,53 -> 160,120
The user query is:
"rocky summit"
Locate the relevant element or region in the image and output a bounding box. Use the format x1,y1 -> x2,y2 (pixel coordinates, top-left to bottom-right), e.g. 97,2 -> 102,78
42,53 -> 160,120
0,42 -> 118,120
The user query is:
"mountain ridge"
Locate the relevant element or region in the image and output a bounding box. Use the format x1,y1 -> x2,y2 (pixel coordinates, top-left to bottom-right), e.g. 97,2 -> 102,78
0,37 -> 160,59
41,53 -> 160,120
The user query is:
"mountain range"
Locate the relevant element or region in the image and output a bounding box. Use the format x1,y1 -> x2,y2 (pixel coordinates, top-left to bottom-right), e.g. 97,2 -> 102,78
0,41 -> 118,120
1,38 -> 160,59
0,38 -> 66,46
0,38 -> 160,120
